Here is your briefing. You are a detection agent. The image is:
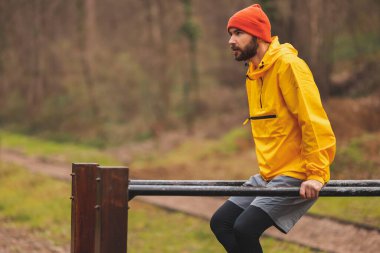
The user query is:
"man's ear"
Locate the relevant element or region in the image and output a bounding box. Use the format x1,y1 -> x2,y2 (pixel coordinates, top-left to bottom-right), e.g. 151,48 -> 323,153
256,38 -> 264,43
256,37 -> 270,46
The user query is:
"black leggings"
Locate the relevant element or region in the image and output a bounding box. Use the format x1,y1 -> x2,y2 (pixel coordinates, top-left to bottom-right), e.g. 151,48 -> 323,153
210,200 -> 274,253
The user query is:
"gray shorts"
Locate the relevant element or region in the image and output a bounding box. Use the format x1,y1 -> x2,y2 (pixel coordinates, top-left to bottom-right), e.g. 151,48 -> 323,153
229,174 -> 316,233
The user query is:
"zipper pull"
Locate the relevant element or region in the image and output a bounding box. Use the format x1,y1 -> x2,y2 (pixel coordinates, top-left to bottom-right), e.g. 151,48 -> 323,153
243,118 -> 249,125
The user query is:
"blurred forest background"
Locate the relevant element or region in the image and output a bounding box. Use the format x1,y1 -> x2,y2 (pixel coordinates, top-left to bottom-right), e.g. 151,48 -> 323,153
0,1 -> 380,251
0,0 -> 379,146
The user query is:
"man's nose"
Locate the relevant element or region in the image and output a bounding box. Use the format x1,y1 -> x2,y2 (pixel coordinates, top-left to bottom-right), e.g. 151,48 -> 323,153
228,35 -> 236,45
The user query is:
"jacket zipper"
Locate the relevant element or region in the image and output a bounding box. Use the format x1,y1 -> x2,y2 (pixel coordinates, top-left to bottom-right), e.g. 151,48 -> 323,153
243,114 -> 277,125
249,115 -> 277,120
259,77 -> 264,108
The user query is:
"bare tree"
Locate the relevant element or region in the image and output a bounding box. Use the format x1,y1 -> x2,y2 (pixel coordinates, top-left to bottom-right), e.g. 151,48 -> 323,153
77,0 -> 100,118
29,0 -> 45,114
0,0 -> 6,108
180,0 -> 200,133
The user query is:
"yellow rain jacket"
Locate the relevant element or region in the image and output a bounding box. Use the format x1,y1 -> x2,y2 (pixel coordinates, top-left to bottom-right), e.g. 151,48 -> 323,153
245,36 -> 336,184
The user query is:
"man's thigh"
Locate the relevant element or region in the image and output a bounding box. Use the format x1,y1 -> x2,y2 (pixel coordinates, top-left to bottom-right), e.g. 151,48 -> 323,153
229,175 -> 317,233
228,174 -> 266,209
251,176 -> 316,233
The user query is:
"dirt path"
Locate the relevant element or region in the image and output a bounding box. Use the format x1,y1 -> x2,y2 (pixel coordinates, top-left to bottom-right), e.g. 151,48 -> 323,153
1,149 -> 380,253
137,196 -> 380,253
0,223 -> 69,253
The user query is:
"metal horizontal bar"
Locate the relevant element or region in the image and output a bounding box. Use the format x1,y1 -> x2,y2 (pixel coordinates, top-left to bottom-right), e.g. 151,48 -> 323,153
328,180 -> 380,187
130,179 -> 380,187
129,185 -> 380,197
130,180 -> 243,186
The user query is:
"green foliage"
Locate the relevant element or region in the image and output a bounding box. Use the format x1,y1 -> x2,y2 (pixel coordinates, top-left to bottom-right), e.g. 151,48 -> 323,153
180,20 -> 200,43
216,127 -> 251,154
341,139 -> 364,163
180,0 -> 200,43
333,33 -> 380,61
133,130 -> 155,142
258,0 -> 278,23
331,134 -> 377,178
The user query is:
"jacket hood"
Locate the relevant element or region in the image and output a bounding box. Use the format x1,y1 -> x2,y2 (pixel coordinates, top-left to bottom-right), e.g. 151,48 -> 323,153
246,36 -> 298,80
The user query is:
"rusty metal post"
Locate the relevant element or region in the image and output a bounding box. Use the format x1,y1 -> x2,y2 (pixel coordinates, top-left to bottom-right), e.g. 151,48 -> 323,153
71,163 -> 99,253
97,166 -> 129,253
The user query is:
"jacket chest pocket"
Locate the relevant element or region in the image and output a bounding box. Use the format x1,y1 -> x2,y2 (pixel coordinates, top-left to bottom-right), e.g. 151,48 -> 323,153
250,114 -> 284,137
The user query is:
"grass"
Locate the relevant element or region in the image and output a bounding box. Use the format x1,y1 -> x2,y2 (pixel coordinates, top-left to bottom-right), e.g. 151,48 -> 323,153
132,127 -> 251,166
310,197 -> 380,228
0,162 -> 318,252
0,129 -> 379,241
130,127 -> 256,180
0,162 -> 71,244
0,130 -> 120,165
129,201 -> 321,253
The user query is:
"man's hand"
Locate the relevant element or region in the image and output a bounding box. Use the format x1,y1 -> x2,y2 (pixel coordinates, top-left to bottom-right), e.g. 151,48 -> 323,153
299,180 -> 323,199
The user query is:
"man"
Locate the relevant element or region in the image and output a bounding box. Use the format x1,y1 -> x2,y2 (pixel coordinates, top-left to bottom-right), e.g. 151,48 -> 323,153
210,4 -> 336,253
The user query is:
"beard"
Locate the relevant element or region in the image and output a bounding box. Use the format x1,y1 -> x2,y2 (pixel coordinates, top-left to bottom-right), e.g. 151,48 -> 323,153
232,37 -> 258,61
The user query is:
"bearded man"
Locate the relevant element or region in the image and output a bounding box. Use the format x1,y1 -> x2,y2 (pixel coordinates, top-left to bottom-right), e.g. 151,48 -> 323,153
210,4 -> 336,253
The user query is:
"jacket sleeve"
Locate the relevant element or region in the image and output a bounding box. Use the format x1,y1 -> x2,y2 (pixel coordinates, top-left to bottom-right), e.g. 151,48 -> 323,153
279,57 -> 336,184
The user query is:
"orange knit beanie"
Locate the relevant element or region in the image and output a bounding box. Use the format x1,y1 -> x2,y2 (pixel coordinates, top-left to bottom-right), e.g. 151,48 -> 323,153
227,4 -> 272,43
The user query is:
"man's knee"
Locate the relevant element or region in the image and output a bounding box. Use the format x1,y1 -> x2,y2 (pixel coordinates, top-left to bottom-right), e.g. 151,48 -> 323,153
210,213 -> 220,234
210,210 -> 223,235
233,217 -> 259,240
233,206 -> 273,240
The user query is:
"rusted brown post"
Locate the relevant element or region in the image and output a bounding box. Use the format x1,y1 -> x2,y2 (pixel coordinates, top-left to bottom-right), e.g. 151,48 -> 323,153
71,163 -> 99,253
98,166 -> 129,253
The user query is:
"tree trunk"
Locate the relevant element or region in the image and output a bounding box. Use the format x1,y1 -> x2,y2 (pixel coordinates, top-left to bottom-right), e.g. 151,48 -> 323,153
77,0 -> 100,118
0,0 -> 6,106
23,0 -> 46,120
181,0 -> 199,134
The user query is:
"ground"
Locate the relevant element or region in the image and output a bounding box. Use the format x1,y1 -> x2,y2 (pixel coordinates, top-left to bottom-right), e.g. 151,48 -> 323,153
0,222 -> 69,253
1,148 -> 380,253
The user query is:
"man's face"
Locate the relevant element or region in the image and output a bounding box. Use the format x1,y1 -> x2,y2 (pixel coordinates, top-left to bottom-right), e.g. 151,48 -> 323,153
228,28 -> 258,61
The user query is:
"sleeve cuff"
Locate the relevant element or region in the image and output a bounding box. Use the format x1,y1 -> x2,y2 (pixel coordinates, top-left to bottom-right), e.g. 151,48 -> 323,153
306,174 -> 326,185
